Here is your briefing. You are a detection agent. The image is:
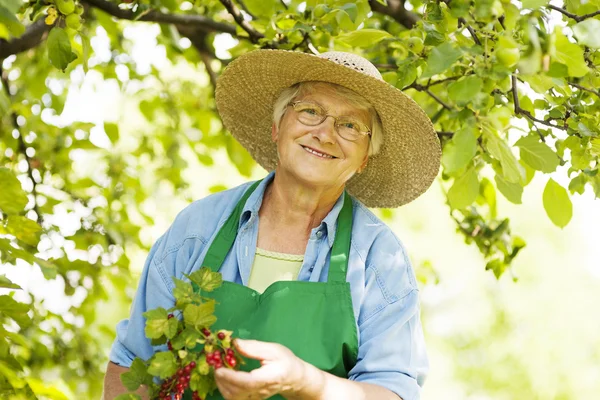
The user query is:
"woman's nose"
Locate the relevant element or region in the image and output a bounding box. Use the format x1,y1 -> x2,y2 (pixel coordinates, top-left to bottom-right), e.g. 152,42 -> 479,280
311,115 -> 337,143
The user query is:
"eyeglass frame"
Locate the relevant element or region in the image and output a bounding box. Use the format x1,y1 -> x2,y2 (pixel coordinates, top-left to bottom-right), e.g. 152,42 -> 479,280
287,101 -> 372,141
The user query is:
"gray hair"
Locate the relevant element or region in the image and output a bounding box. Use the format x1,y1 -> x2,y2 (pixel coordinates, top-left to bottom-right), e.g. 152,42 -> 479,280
272,82 -> 383,156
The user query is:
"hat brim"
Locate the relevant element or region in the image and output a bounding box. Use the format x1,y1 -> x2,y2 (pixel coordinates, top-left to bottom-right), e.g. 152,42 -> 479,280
215,50 -> 441,208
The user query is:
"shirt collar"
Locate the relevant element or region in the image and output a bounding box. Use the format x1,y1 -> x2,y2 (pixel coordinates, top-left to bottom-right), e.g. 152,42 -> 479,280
239,171 -> 347,248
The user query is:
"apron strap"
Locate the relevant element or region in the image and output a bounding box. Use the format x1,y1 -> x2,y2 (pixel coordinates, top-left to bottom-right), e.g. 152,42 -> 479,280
202,180 -> 262,273
327,193 -> 353,284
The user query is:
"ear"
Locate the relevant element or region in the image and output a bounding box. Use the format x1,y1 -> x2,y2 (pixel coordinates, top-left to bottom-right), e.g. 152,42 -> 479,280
358,154 -> 369,174
271,122 -> 278,142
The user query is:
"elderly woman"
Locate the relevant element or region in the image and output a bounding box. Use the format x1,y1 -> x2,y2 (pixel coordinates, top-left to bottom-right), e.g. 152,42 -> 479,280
103,50 -> 441,400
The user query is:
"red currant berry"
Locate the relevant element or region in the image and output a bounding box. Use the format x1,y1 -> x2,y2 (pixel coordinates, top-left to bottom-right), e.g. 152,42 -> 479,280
190,361 -> 196,368
228,357 -> 237,368
167,342 -> 173,350
168,313 -> 174,319
185,364 -> 193,373
226,348 -> 235,356
217,332 -> 226,340
177,368 -> 185,376
201,328 -> 211,336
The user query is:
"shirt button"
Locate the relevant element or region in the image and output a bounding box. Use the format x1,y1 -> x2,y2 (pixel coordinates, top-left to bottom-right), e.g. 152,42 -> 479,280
316,230 -> 323,238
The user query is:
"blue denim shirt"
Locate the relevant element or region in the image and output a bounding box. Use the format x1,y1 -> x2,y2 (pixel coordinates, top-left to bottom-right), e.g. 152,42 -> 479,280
110,171 -> 429,400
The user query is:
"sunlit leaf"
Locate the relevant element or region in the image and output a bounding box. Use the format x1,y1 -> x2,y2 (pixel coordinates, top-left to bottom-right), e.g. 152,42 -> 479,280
543,178 -> 572,228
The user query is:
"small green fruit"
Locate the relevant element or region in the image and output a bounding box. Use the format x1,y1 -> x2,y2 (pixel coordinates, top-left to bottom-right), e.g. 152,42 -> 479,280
74,4 -> 84,15
313,4 -> 329,19
497,47 -> 520,68
65,13 -> 81,30
56,0 -> 75,15
407,37 -> 424,54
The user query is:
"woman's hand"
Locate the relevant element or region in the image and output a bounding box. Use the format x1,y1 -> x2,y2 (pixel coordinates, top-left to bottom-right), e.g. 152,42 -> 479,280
214,339 -> 314,400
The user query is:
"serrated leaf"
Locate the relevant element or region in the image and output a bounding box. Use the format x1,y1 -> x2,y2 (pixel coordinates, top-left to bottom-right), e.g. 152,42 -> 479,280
47,27 -> 78,72
442,125 -> 477,174
495,174 -> 523,204
448,166 -> 479,209
183,301 -> 217,328
337,29 -> 392,47
0,168 -> 28,215
552,28 -> 589,78
448,76 -> 483,106
484,131 -> 524,184
147,351 -> 177,379
573,19 -> 600,49
0,295 -> 31,328
144,308 -> 178,339
120,358 -> 152,392
188,267 -> 222,292
173,279 -> 196,306
422,42 -> 462,78
170,327 -> 202,350
0,275 -> 21,290
516,135 -> 560,173
6,216 -> 42,246
543,178 -> 572,228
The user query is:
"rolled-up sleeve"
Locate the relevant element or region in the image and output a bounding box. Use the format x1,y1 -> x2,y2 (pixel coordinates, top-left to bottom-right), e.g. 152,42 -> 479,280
348,288 -> 428,400
109,236 -> 173,367
347,225 -> 429,400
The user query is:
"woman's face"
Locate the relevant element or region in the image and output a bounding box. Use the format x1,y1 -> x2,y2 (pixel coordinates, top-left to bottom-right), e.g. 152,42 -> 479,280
271,85 -> 371,191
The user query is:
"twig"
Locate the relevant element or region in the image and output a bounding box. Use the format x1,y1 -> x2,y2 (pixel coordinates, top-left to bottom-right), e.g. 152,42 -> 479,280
0,66 -> 42,224
511,75 -> 565,133
569,82 -> 600,99
547,5 -> 600,22
218,0 -> 264,43
405,82 -> 453,110
458,17 -> 481,46
235,0 -> 257,20
279,0 -> 288,9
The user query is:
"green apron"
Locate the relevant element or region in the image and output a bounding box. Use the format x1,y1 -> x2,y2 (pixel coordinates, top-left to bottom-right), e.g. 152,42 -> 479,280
183,180 -> 359,400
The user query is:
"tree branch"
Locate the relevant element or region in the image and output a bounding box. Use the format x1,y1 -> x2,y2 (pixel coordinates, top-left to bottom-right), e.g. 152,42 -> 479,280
458,17 -> 481,46
218,0 -> 264,43
405,82 -> 453,110
1,66 -> 42,224
0,19 -> 51,59
547,5 -> 600,22
569,82 -> 600,99
81,0 -> 237,35
512,75 -> 566,133
367,0 -> 419,29
235,0 -> 257,20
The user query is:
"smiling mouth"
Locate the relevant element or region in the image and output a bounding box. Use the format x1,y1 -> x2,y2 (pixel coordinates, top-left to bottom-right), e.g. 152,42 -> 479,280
301,145 -> 337,159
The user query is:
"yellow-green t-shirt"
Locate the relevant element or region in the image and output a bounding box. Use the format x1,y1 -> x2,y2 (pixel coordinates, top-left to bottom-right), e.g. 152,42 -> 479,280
247,248 -> 304,294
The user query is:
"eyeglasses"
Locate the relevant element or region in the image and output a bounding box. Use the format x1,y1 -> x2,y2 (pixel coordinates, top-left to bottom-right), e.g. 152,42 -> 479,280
288,101 -> 372,142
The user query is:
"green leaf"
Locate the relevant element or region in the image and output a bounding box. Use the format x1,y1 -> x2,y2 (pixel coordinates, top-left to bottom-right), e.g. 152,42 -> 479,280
47,27 -> 78,72
105,123 -> 119,144
6,216 -> 42,246
573,19 -> 600,49
0,168 -> 29,215
188,267 -> 222,292
448,76 -> 483,106
120,358 -> 152,392
0,295 -> 31,328
521,0 -> 547,9
147,351 -> 177,379
337,29 -> 392,47
244,0 -> 277,17
441,125 -> 478,174
0,275 -> 21,290
515,135 -> 560,173
172,279 -> 196,306
422,42 -> 462,78
143,308 -> 178,339
0,5 -> 25,39
484,132 -> 524,184
543,178 -> 572,228
552,28 -> 589,77
447,166 -> 479,209
495,174 -> 523,204
183,301 -> 217,329
170,327 -> 202,350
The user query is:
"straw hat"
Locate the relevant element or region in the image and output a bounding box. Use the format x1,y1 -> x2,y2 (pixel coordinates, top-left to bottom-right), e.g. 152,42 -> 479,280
215,49 -> 441,208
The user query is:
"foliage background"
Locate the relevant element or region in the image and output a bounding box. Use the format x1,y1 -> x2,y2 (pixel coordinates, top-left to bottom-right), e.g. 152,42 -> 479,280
1,0 -> 599,398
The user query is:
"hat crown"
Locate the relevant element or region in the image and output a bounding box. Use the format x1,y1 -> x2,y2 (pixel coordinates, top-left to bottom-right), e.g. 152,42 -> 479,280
318,51 -> 383,81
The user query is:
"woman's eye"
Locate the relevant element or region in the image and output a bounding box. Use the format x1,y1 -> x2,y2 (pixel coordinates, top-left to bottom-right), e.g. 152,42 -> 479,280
342,122 -> 357,129
302,108 -> 319,115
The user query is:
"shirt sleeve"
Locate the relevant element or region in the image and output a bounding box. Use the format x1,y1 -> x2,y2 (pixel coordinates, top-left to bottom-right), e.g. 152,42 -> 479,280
347,234 -> 429,400
109,235 -> 174,367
